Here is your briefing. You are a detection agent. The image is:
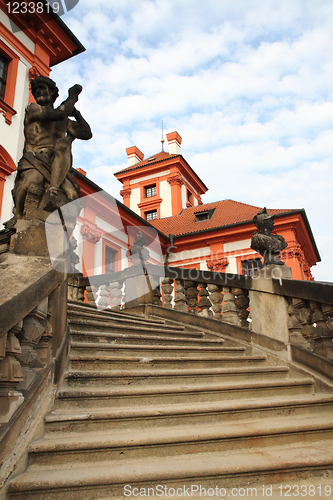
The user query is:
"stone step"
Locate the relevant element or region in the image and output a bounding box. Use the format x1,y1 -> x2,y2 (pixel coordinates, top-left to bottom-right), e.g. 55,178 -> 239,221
8,439 -> 333,500
69,329 -> 225,347
64,365 -> 288,388
68,353 -> 266,371
45,393 -> 333,434
54,377 -> 314,410
68,308 -> 172,329
68,300 -> 166,325
68,319 -> 206,339
70,341 -> 243,357
28,414 -> 333,466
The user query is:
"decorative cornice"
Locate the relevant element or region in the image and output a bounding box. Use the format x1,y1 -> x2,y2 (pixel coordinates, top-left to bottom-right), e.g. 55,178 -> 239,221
80,223 -> 101,244
28,66 -> 42,82
138,197 -> 163,209
206,257 -> 229,272
281,244 -> 314,281
168,175 -> 184,187
0,98 -> 17,125
204,238 -> 226,246
120,188 -> 131,198
0,145 -> 16,174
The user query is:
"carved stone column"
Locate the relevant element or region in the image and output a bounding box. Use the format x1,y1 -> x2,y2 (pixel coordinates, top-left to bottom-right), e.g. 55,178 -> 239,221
290,298 -> 314,350
222,287 -> 239,324
150,275 -> 162,306
287,299 -> 310,347
233,287 -> 250,328
0,322 -> 25,423
162,278 -> 174,309
184,280 -> 199,315
68,273 -> 85,301
97,284 -> 110,310
198,282 -> 213,317
109,281 -> 123,310
17,298 -> 49,389
174,279 -> 188,313
311,302 -> 333,359
85,285 -> 98,306
207,284 -> 223,320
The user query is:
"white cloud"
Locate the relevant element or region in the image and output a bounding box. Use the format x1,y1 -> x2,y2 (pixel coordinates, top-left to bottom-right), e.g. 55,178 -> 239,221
52,0 -> 333,281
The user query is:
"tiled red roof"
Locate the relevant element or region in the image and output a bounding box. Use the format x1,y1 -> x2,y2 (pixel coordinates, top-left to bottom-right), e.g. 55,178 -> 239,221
150,200 -> 296,237
115,151 -> 180,175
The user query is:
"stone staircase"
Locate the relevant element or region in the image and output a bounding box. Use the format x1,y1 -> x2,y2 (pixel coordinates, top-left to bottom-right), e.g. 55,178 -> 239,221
7,300 -> 333,499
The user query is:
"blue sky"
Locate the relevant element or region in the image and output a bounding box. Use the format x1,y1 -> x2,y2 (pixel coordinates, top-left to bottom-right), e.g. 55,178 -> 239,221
51,0 -> 333,281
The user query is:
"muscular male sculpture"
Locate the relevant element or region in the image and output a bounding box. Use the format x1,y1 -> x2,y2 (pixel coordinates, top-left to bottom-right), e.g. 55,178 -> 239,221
11,76 -> 92,222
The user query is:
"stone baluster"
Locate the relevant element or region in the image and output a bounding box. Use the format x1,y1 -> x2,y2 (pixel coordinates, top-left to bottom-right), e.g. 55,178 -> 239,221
174,279 -> 188,313
161,278 -> 174,309
150,275 -> 162,306
322,303 -> 333,336
68,274 -> 85,302
16,298 -> 49,390
221,287 -> 239,325
207,284 -> 223,320
233,288 -> 250,328
290,298 -> 314,350
85,284 -> 98,306
310,302 -> 333,359
184,280 -> 199,314
109,281 -> 123,310
97,284 -> 110,310
198,282 -> 213,317
287,299 -> 310,347
34,314 -> 53,368
0,322 -> 25,423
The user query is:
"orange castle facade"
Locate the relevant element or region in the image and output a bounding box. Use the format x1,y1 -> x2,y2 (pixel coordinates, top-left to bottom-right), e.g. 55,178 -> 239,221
73,132 -> 319,281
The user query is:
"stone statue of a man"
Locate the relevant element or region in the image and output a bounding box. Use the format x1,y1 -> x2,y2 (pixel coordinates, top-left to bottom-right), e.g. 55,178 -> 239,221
251,207 -> 288,266
10,76 -> 92,223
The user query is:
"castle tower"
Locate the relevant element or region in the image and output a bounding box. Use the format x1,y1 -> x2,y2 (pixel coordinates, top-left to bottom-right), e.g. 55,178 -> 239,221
114,132 -> 207,220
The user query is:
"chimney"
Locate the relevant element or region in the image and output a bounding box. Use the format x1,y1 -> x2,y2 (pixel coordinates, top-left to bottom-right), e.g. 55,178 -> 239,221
126,146 -> 144,167
166,131 -> 182,155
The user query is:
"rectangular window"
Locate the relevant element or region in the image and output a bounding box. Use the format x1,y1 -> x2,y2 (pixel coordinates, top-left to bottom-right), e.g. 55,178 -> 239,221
145,210 -> 157,221
105,246 -> 116,273
145,184 -> 156,198
0,55 -> 8,101
242,258 -> 262,277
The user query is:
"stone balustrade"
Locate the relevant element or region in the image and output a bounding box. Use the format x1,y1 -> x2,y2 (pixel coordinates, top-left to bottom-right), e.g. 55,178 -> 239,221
74,264 -> 333,363
0,256 -> 68,427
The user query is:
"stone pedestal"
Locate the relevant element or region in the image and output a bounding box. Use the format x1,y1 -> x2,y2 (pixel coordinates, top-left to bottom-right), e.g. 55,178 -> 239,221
124,264 -> 153,308
10,220 -> 49,257
249,264 -> 292,345
10,219 -> 68,271
0,389 -> 24,424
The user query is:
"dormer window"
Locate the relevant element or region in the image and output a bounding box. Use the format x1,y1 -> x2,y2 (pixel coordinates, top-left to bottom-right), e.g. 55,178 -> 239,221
195,208 -> 215,222
145,184 -> 156,198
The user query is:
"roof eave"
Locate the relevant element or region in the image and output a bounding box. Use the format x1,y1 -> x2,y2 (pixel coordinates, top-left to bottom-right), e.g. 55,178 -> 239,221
74,170 -> 169,242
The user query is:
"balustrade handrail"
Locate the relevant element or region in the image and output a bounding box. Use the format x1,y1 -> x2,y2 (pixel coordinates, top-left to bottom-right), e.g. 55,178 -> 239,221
76,264 -> 333,306
0,258 -> 65,339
